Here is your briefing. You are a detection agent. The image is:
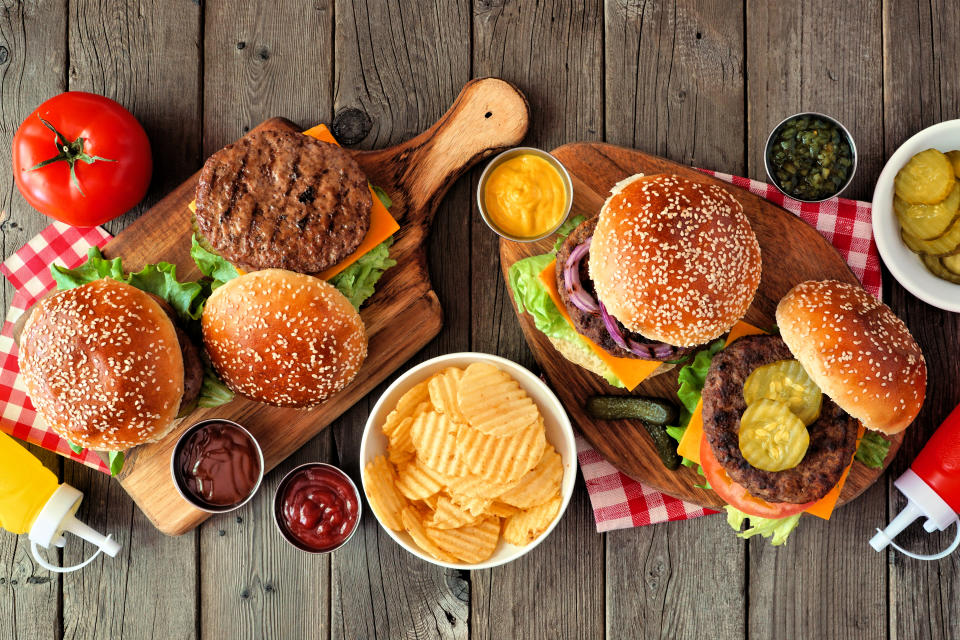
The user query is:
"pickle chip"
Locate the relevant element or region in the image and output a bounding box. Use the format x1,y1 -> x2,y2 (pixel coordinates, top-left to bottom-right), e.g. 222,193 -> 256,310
947,150 -> 960,179
738,399 -> 810,472
894,182 -> 960,240
743,359 -> 822,425
901,218 -> 960,257
894,149 -> 955,204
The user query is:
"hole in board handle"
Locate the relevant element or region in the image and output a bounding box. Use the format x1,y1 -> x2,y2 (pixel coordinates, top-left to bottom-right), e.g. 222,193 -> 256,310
484,112 -> 492,118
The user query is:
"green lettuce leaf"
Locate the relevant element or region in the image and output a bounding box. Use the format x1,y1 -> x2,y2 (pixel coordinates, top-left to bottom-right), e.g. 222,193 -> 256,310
329,238 -> 397,310
371,185 -> 393,209
127,262 -> 207,321
67,441 -> 84,455
51,248 -> 125,288
108,451 -> 125,477
198,365 -> 235,408
724,506 -> 801,546
508,252 -> 623,388
190,235 -> 239,289
551,214 -> 587,253
664,337 -> 726,466
53,248 -> 208,321
854,431 -> 891,469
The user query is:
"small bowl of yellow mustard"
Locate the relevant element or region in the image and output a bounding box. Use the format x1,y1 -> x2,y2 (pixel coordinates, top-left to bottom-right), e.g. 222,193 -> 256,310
477,147 -> 573,242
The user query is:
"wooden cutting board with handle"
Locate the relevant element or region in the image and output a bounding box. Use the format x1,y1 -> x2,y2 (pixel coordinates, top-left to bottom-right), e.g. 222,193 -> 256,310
108,77 -> 529,535
500,142 -> 902,510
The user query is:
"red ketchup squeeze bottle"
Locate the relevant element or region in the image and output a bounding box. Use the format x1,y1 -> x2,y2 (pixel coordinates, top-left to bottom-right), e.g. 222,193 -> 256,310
870,403 -> 960,560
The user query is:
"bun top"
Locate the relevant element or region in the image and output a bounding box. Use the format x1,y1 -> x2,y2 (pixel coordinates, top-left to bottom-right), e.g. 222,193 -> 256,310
588,174 -> 762,347
18,278 -> 185,450
202,269 -> 367,408
776,280 -> 926,435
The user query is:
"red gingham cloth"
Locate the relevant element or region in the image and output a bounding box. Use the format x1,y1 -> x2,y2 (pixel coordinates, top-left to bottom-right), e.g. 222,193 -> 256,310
0,222 -> 112,474
578,172 -> 882,532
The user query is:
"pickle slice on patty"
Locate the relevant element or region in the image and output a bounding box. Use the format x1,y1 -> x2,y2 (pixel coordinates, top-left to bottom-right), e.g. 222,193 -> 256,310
743,359 -> 822,425
739,399 -> 810,472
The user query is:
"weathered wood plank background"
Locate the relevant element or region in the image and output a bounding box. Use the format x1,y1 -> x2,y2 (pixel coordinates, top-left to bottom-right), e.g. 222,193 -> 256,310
1,1 -> 958,638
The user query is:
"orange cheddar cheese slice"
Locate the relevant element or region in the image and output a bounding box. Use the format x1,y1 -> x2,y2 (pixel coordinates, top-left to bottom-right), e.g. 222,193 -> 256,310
537,259 -> 661,390
802,422 -> 865,520
188,124 -> 399,281
676,321 -> 765,463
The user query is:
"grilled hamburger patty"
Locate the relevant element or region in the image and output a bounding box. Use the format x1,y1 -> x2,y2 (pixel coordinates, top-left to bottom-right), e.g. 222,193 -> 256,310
194,129 -> 372,273
556,216 -> 672,360
701,334 -> 859,504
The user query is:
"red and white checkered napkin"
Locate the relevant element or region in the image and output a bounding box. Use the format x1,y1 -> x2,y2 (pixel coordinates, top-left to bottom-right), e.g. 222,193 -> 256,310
578,172 -> 882,532
0,222 -> 113,474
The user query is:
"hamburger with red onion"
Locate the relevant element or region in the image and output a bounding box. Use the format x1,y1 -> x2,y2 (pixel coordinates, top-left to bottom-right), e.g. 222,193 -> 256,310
510,173 -> 763,386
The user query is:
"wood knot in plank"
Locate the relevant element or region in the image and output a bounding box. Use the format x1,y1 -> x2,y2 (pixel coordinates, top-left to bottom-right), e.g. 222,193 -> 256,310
332,108 -> 372,145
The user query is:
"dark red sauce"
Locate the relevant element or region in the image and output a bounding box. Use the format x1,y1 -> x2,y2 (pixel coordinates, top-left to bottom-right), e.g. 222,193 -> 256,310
176,421 -> 261,508
277,465 -> 359,552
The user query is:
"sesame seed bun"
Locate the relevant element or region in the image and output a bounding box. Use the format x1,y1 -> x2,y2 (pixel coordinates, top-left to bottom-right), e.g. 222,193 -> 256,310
588,174 -> 762,347
202,269 -> 367,408
776,280 -> 926,435
18,279 -> 185,450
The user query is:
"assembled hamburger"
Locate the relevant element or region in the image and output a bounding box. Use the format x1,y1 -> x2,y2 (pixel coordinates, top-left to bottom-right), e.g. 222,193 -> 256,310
510,172 -> 762,387
18,278 -> 201,454
697,280 -> 926,541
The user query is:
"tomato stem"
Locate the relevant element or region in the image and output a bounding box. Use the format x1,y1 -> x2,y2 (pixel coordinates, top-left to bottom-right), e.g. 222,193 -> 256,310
26,116 -> 115,196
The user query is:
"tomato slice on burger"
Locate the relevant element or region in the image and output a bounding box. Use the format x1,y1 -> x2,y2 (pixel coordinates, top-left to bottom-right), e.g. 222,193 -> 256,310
699,435 -> 813,519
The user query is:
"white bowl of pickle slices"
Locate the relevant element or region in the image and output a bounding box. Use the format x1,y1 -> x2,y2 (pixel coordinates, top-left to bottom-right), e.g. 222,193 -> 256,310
359,353 -> 577,569
872,119 -> 960,311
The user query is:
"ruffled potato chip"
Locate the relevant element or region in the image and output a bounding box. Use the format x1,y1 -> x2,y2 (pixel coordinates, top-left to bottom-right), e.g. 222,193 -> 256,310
425,517 -> 501,564
428,367 -> 467,423
498,446 -> 563,509
457,362 -> 540,437
363,455 -> 408,531
502,495 -> 562,546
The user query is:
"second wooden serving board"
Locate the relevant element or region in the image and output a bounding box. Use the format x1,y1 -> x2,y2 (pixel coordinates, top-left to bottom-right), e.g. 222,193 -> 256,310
500,142 -> 902,510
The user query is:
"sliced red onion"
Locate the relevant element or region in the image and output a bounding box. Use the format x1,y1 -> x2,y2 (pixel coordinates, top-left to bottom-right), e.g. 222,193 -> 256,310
563,237 -> 599,313
599,301 -> 630,350
599,301 -> 690,361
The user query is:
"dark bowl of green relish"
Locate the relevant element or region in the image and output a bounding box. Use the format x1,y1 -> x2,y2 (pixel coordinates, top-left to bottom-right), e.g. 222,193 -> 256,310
765,112 -> 857,202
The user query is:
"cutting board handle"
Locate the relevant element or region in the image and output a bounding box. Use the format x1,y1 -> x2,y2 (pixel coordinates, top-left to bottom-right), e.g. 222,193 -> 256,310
351,77 -> 530,231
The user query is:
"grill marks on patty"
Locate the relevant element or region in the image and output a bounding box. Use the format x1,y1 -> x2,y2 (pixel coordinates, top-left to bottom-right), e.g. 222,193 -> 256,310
195,129 -> 372,273
701,334 -> 859,504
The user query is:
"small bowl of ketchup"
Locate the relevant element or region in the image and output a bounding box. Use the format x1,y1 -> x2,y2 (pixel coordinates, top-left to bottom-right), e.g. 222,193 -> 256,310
273,463 -> 362,553
171,419 -> 264,513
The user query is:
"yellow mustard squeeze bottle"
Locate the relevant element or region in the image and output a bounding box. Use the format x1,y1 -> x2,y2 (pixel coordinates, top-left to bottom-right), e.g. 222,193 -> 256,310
0,430 -> 59,534
0,431 -> 120,572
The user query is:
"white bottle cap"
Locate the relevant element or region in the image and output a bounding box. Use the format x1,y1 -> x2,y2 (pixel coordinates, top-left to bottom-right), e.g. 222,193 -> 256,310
28,484 -> 121,573
870,469 -> 960,561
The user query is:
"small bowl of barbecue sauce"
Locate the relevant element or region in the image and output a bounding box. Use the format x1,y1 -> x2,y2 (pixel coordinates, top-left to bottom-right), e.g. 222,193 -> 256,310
171,419 -> 264,513
273,463 -> 361,553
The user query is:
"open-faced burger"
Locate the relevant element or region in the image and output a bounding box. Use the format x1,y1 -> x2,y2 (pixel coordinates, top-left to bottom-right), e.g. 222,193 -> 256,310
698,279 -> 926,541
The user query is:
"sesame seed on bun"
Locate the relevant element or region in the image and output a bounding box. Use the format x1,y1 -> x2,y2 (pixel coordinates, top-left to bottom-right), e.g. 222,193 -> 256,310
18,278 -> 185,450
776,280 -> 927,435
588,174 -> 762,348
202,269 -> 367,408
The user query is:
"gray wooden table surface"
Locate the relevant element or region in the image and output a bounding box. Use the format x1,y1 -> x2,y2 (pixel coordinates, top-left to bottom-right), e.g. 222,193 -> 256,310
1,1 -> 958,639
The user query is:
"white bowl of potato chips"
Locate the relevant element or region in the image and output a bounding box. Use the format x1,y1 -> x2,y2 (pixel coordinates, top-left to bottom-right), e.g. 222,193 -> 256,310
360,353 -> 576,569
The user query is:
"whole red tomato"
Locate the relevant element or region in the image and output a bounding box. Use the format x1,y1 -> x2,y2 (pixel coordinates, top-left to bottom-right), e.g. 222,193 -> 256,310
12,92 -> 152,227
